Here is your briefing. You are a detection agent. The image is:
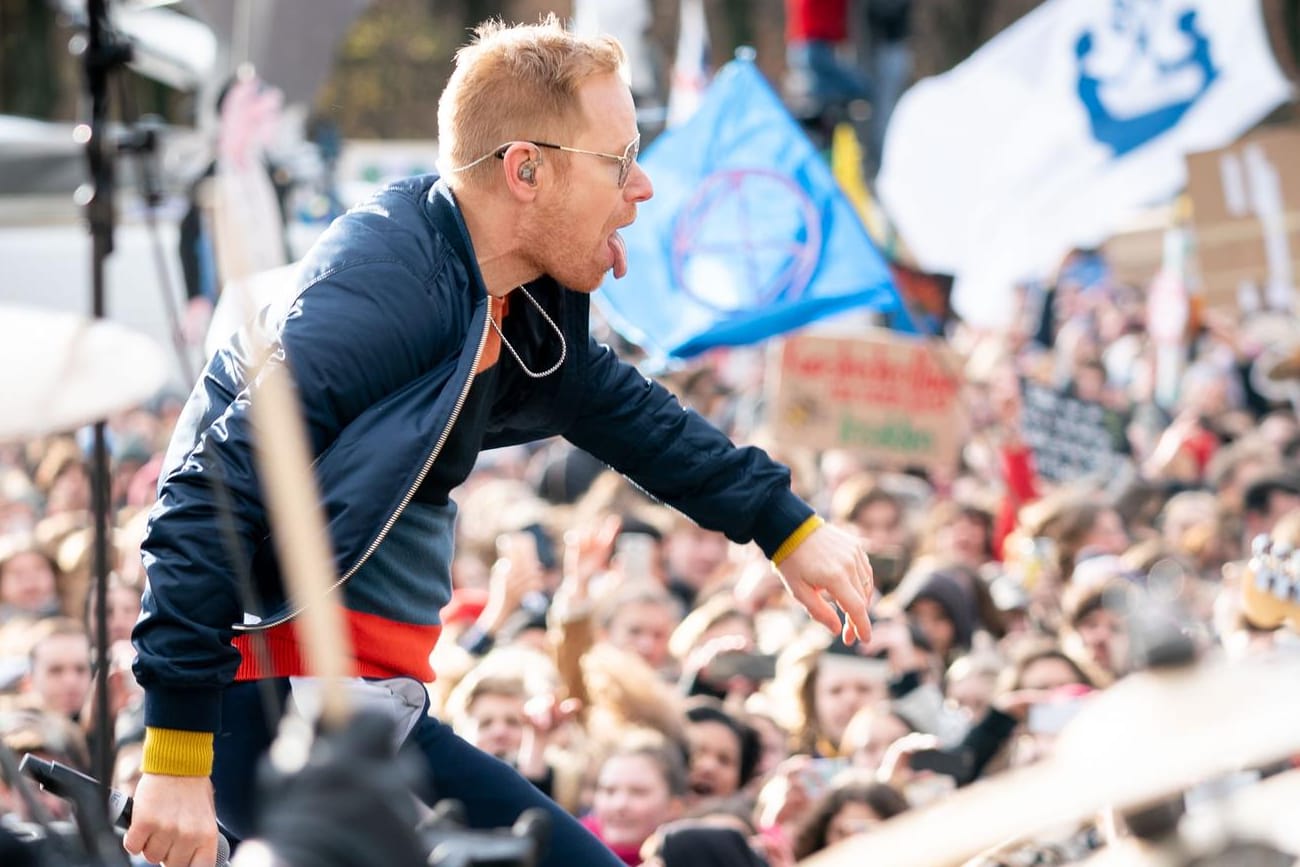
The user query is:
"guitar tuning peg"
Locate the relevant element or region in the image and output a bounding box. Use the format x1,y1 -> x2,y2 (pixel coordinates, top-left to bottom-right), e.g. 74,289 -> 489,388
1288,550 -> 1300,579
1272,540 -> 1293,560
1251,534 -> 1271,557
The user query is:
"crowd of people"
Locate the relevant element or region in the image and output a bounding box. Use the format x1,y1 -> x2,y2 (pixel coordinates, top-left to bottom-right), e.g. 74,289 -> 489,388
2,239 -> 1297,864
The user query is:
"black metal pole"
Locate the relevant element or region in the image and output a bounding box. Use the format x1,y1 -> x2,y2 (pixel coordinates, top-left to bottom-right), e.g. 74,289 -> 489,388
80,0 -> 130,809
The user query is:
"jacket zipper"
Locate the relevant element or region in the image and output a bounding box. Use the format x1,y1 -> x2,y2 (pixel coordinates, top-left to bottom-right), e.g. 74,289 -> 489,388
236,306 -> 494,631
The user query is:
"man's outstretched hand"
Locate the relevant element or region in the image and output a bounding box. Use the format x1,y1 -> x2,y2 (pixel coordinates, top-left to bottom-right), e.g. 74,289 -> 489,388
774,523 -> 874,644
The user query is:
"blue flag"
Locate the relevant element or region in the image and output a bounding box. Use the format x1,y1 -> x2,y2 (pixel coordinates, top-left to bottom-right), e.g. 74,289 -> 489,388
596,58 -> 913,361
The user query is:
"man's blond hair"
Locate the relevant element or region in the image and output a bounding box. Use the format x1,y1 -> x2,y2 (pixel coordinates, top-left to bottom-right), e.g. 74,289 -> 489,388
438,15 -> 625,189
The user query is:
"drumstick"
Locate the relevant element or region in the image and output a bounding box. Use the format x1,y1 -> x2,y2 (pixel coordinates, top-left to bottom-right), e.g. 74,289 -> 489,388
212,69 -> 351,728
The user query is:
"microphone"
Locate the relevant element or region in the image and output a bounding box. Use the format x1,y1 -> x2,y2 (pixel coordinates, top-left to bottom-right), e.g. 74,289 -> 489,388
20,754 -> 231,866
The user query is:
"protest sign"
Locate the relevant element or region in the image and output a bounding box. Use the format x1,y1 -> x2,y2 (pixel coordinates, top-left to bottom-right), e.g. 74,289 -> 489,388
769,333 -> 963,471
1101,206 -> 1172,290
1186,126 -> 1300,311
1020,381 -> 1129,483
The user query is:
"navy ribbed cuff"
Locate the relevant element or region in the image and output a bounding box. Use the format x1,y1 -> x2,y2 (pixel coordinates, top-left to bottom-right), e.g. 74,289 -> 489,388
750,489 -> 816,560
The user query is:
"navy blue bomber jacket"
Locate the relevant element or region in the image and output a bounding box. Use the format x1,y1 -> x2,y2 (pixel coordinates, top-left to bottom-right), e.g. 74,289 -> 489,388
133,175 -> 815,743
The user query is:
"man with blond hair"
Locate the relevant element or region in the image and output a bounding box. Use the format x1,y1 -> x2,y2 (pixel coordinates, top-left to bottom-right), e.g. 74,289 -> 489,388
127,16 -> 875,867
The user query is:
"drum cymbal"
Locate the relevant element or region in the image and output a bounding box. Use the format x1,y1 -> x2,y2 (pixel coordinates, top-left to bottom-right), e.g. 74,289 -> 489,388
803,654 -> 1300,867
0,305 -> 168,440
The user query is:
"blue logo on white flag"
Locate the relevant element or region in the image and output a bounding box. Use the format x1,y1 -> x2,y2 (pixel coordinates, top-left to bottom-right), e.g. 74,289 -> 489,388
1075,1 -> 1218,156
597,59 -> 912,361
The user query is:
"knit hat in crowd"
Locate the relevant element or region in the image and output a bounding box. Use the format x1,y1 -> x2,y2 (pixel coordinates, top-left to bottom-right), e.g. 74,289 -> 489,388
898,571 -> 976,652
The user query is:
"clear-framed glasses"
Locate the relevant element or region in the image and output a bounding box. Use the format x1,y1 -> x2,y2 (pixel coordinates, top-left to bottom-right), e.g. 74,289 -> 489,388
454,135 -> 641,187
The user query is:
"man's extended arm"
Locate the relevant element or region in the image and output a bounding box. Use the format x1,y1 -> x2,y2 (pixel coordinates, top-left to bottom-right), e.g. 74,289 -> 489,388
563,337 -> 872,641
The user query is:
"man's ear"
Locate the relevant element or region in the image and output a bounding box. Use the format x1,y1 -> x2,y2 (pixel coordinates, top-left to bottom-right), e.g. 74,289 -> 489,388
501,143 -> 541,200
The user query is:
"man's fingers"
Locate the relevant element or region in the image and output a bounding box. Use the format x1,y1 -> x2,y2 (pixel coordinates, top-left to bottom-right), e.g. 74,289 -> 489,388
140,835 -> 170,866
166,841 -> 198,867
125,824 -> 216,867
788,579 -> 841,635
167,827 -> 217,867
832,569 -> 872,645
122,823 -> 151,856
856,547 -> 876,598
191,837 -> 219,867
850,548 -> 876,643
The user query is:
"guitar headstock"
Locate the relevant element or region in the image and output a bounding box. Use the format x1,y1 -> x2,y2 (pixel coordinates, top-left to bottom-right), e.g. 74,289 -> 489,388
1240,534 -> 1300,631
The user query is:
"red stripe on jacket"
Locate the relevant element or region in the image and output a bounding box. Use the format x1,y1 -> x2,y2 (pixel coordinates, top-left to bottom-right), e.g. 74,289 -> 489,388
231,609 -> 441,681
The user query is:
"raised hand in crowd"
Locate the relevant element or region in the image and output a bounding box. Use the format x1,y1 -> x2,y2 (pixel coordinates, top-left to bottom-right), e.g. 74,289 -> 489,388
861,616 -> 928,676
754,754 -> 818,837
516,692 -> 582,783
733,554 -> 789,616
991,688 -> 1053,723
992,383 -> 1026,449
472,531 -> 547,641
681,633 -> 762,708
875,732 -> 954,806
79,639 -> 141,736
1143,409 -> 1207,482
554,515 -> 621,617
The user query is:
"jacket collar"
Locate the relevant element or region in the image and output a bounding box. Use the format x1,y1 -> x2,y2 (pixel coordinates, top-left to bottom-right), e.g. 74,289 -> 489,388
426,177 -> 489,304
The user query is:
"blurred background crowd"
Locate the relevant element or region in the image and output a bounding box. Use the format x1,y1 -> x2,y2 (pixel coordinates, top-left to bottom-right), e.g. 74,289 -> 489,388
2,1 -> 1300,865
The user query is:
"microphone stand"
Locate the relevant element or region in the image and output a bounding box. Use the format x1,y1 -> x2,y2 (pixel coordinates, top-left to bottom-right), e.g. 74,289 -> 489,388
76,0 -> 133,812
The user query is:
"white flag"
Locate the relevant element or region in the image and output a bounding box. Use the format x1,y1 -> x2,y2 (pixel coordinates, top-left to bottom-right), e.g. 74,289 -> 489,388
666,0 -> 711,127
877,0 -> 1294,327
573,0 -> 656,99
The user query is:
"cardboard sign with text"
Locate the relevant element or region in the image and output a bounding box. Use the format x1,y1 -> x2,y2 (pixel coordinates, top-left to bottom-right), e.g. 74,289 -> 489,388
1101,206 -> 1173,290
1186,127 -> 1300,311
770,333 -> 964,471
1019,380 -> 1129,483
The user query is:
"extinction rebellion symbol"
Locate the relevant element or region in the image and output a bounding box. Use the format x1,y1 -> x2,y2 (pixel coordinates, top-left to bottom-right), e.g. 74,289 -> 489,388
670,168 -> 822,314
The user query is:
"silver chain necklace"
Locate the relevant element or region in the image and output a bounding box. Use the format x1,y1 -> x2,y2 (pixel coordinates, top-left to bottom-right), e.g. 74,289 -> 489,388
490,285 -> 566,378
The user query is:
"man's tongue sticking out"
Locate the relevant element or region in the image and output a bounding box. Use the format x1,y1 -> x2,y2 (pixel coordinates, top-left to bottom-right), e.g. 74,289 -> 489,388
608,231 -> 627,279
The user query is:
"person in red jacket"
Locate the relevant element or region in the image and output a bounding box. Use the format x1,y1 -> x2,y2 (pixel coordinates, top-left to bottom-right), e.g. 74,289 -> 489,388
784,0 -> 869,119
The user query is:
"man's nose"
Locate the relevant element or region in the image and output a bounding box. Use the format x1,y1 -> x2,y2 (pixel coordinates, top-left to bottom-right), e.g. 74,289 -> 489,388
625,163 -> 653,203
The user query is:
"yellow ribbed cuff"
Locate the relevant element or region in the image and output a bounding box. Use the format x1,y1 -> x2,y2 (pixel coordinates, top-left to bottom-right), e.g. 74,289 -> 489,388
771,515 -> 824,566
141,727 -> 215,777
